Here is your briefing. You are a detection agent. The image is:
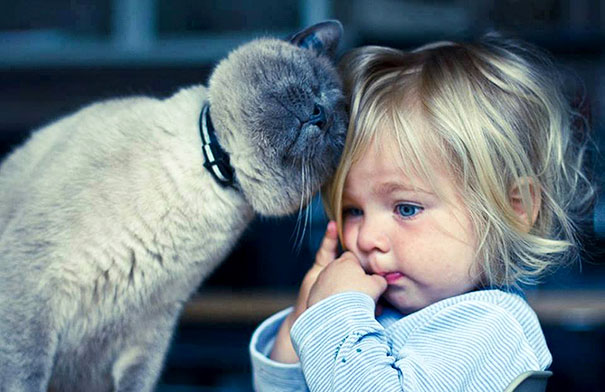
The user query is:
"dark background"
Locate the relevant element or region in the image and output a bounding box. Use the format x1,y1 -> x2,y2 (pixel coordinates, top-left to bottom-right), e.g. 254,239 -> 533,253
1,1 -> 604,391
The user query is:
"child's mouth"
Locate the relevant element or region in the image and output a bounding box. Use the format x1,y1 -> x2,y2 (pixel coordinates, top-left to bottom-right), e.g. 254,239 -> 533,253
384,272 -> 404,284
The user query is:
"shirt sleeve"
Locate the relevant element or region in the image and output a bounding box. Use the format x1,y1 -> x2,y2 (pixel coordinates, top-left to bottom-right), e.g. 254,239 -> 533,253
291,292 -> 402,392
290,291 -> 546,392
249,306 -> 309,392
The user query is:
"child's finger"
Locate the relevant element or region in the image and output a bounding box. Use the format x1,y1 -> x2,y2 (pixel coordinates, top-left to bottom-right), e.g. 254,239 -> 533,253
370,274 -> 388,296
314,221 -> 339,268
373,274 -> 388,287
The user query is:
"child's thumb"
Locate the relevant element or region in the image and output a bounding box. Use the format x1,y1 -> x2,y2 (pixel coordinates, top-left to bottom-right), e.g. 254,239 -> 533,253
314,221 -> 338,268
370,274 -> 388,294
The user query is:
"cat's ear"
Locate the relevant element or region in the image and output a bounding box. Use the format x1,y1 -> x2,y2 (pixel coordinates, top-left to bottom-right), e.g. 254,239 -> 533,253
287,20 -> 343,59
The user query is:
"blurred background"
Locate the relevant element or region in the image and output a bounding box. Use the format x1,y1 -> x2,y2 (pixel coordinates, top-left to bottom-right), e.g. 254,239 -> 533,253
1,0 -> 604,390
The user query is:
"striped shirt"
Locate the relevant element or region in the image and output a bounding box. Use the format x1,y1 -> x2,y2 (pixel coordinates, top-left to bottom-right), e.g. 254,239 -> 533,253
249,289 -> 551,391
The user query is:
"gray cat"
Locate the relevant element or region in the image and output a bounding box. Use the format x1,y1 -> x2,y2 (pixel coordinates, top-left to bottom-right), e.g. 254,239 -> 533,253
0,21 -> 346,392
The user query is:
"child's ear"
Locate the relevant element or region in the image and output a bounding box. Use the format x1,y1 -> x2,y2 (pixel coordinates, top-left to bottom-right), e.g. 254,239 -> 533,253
509,177 -> 541,232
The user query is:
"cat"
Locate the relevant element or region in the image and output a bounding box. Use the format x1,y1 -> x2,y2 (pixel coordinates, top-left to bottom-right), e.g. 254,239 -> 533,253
0,20 -> 346,392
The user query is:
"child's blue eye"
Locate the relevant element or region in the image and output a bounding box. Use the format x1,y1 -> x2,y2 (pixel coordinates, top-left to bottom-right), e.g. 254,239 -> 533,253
343,207 -> 363,217
396,204 -> 423,218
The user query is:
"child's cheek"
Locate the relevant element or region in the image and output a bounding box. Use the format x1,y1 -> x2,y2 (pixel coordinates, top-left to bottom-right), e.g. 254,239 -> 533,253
342,222 -> 357,252
341,227 -> 369,273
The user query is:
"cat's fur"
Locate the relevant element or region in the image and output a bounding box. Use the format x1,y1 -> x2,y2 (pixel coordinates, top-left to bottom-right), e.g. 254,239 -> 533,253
0,21 -> 346,392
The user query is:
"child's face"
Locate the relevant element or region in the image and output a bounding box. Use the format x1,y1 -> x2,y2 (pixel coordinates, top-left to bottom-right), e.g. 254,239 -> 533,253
341,135 -> 479,315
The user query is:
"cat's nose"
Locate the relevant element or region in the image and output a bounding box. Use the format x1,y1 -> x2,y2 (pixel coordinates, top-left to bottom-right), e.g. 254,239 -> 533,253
308,103 -> 327,129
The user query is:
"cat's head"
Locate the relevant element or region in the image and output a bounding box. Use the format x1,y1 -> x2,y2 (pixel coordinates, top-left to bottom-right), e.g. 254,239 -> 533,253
207,21 -> 347,216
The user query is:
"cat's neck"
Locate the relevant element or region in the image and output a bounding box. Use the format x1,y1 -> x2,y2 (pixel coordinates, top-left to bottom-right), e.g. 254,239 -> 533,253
199,103 -> 237,190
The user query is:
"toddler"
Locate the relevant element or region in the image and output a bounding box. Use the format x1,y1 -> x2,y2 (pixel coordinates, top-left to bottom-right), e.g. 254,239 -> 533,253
250,34 -> 593,391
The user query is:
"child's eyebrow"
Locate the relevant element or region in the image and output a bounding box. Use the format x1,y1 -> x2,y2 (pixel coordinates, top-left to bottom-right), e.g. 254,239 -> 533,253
374,181 -> 435,197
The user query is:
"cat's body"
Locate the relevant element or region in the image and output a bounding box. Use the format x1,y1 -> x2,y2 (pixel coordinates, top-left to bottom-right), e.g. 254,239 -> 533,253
0,22 -> 346,392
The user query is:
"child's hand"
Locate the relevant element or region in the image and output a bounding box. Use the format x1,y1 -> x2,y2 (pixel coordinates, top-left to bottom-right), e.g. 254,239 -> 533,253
293,220 -> 339,319
307,251 -> 387,308
270,221 -> 339,363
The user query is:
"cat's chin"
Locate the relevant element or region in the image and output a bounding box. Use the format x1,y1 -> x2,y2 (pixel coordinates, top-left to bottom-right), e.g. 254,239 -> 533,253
242,190 -> 314,217
249,200 -> 307,217
237,174 -> 321,217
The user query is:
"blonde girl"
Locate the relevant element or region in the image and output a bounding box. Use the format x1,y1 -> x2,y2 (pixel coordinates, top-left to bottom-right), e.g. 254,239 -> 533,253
250,34 -> 593,391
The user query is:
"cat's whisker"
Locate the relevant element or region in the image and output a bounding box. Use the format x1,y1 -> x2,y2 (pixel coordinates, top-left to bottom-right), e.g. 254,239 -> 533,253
301,166 -> 314,249
301,191 -> 313,251
292,159 -> 311,254
293,169 -> 306,250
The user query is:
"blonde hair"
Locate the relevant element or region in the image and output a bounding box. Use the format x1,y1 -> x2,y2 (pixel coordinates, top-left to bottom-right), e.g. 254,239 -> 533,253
323,34 -> 594,288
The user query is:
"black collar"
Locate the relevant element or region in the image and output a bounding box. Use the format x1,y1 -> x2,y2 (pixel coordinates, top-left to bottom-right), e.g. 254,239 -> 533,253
199,103 -> 237,189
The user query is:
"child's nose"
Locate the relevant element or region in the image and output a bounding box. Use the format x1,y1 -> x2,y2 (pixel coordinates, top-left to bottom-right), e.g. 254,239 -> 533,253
356,217 -> 390,254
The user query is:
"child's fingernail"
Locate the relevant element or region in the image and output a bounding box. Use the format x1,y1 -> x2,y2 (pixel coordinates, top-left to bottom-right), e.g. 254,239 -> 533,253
327,221 -> 336,232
